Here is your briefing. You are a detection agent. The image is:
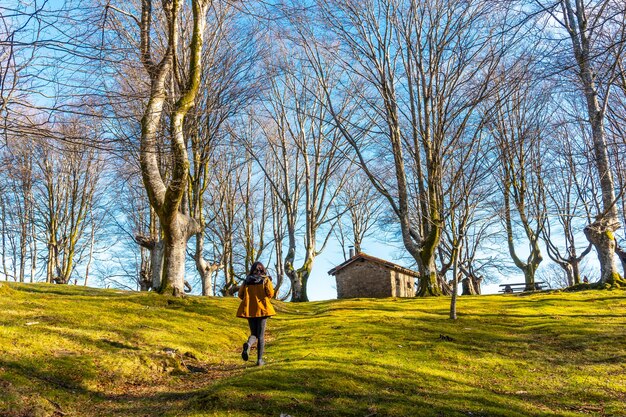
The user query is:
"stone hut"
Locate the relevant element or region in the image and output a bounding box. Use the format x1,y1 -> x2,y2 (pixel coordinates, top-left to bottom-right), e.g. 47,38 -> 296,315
328,253 -> 418,299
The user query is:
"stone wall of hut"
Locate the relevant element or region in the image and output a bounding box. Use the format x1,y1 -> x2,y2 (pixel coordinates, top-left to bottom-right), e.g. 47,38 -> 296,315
335,260 -> 417,298
335,260 -> 392,298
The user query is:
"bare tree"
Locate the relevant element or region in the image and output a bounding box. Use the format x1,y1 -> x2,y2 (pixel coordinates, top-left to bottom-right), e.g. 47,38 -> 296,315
121,171 -> 160,291
607,58 -> 626,275
457,215 -> 503,295
334,169 -> 384,259
306,0 -> 504,295
532,0 -> 626,286
269,174 -> 288,298
486,65 -> 551,290
542,119 -> 595,286
204,140 -> 243,296
238,161 -> 270,274
133,0 -> 212,295
32,120 -> 103,284
438,126 -> 495,316
185,8 -> 261,295
0,137 -> 36,282
244,50 -> 349,302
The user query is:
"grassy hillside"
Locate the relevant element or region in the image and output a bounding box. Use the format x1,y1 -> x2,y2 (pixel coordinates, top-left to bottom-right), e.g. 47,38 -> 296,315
0,283 -> 625,417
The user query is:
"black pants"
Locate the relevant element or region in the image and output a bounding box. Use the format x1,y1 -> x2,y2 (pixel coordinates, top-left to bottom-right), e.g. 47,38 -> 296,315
247,317 -> 268,362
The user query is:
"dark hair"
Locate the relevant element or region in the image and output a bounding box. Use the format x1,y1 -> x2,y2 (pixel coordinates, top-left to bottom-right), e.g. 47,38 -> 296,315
249,261 -> 266,276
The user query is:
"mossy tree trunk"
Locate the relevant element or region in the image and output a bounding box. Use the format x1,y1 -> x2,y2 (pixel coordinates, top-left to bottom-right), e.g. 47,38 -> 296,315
585,223 -> 623,286
417,250 -> 443,297
138,0 -> 209,296
288,249 -> 313,303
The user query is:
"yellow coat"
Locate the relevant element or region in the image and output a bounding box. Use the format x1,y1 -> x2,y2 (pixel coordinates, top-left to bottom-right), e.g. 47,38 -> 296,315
236,277 -> 276,318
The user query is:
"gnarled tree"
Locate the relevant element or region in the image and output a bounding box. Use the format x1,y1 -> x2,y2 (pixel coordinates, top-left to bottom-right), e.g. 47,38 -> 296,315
137,0 -> 211,295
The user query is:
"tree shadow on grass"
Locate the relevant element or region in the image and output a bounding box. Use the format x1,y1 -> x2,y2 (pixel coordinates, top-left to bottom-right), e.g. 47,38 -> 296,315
0,356 -> 249,417
2,349 -> 618,417
184,361 -> 556,417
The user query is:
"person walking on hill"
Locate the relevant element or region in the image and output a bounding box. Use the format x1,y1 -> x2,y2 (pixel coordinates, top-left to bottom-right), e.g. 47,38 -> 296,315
237,261 -> 276,366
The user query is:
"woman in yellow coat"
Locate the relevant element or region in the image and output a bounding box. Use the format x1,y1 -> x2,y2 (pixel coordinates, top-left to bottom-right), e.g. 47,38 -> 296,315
237,261 -> 276,366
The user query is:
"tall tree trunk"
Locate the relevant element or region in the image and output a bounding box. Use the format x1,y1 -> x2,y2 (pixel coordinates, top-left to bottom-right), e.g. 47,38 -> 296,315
1,199 -> 8,280
284,243 -> 299,301
47,241 -> 60,284
417,256 -> 442,296
582,118 -> 622,285
151,240 -> 164,290
160,214 -> 191,296
29,224 -> 36,283
563,263 -> 574,287
571,259 -> 581,285
138,0 -> 207,296
195,233 -> 210,296
284,217 -> 303,301
289,274 -> 303,302
473,277 -> 482,294
561,0 -> 624,286
220,235 -> 237,296
84,223 -> 95,286
523,265 -> 537,291
135,234 -> 163,291
291,251 -> 313,303
19,221 -> 26,283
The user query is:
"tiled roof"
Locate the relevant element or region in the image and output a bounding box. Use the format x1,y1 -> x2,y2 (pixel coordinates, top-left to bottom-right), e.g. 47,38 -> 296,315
327,252 -> 419,277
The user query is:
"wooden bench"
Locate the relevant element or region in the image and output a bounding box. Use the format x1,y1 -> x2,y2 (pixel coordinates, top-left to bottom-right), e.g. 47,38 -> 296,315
498,281 -> 547,293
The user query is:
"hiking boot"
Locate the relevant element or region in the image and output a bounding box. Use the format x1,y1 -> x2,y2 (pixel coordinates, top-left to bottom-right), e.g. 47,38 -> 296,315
241,343 -> 250,361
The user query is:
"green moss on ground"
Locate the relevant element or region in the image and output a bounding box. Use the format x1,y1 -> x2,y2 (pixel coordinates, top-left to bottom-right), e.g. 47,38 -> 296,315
0,283 -> 625,417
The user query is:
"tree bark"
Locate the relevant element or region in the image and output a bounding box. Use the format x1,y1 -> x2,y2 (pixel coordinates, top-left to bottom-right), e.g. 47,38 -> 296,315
581,121 -> 622,286
291,252 -> 313,303
461,277 -> 482,296
138,0 -> 207,295
194,232 -> 220,296
585,219 -> 623,286
615,245 -> 626,278
523,265 -> 538,291
416,257 -> 443,296
135,234 -> 163,291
